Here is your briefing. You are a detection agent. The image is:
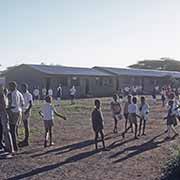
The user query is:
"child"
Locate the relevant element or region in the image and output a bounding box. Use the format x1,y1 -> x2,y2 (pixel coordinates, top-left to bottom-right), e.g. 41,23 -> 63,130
161,88 -> 166,107
123,95 -> 133,132
110,94 -> 122,133
138,96 -> 149,136
164,100 -> 179,139
39,96 -> 66,147
122,96 -> 140,139
91,99 -> 106,150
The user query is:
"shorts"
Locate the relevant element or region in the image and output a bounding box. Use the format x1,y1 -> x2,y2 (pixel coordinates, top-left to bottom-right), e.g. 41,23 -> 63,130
128,113 -> 137,124
113,113 -> 122,120
70,95 -> 75,100
44,120 -> 54,129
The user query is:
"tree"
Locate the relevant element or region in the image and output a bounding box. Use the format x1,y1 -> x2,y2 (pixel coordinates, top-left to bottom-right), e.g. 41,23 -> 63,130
129,58 -> 180,71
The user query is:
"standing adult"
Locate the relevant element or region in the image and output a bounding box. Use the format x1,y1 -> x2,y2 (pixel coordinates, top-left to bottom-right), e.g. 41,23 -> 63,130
56,84 -> 63,106
8,81 -> 24,152
69,85 -> 76,105
0,85 -> 14,155
19,83 -> 33,147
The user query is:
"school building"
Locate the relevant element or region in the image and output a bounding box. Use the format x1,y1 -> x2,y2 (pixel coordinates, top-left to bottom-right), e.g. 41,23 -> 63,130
3,64 -> 115,98
3,64 -> 180,98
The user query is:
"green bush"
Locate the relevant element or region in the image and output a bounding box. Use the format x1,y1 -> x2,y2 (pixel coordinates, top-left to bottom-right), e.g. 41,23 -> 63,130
161,149 -> 180,180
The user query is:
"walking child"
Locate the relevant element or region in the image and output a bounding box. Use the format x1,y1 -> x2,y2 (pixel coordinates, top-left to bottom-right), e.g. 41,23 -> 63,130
91,99 -> 106,150
164,100 -> 179,139
122,96 -> 140,139
39,96 -> 66,147
110,94 -> 122,133
138,96 -> 149,136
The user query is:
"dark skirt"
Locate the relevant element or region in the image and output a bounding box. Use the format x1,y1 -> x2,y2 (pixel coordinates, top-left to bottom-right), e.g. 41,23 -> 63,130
167,116 -> 177,126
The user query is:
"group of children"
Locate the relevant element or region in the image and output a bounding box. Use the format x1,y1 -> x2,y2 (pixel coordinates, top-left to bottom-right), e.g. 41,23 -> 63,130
91,95 -> 150,150
1,81 -> 180,156
0,82 -> 67,158
91,92 -> 180,150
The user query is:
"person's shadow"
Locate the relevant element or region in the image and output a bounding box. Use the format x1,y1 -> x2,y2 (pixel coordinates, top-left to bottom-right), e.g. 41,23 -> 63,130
109,132 -> 167,163
7,149 -> 101,180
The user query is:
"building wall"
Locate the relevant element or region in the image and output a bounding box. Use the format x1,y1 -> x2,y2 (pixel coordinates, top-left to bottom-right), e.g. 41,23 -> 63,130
4,65 -> 115,98
5,65 -> 46,94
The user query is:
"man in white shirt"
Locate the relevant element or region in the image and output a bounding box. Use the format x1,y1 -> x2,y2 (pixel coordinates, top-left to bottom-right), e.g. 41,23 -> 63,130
19,83 -> 33,147
8,81 -> 24,152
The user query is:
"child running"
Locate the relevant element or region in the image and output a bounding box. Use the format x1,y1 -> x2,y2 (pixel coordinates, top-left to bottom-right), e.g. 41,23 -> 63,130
122,96 -> 140,139
91,99 -> 106,150
110,94 -> 122,133
138,96 -> 149,136
39,96 -> 66,147
164,100 -> 179,140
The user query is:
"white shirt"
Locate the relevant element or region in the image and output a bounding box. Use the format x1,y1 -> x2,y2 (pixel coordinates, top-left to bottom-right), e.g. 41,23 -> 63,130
139,103 -> 149,120
42,88 -> 47,96
23,91 -> 33,112
41,103 -> 55,120
48,89 -> 53,96
128,103 -> 138,114
70,87 -> 76,95
11,89 -> 24,113
33,89 -> 39,96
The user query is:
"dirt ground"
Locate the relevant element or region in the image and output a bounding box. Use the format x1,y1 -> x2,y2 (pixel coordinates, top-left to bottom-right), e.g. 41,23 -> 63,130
0,96 -> 180,180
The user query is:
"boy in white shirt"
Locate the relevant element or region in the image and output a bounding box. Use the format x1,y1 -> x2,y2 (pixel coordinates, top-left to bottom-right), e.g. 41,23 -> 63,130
138,96 -> 149,136
122,96 -> 140,139
39,96 -> 66,147
19,83 -> 33,147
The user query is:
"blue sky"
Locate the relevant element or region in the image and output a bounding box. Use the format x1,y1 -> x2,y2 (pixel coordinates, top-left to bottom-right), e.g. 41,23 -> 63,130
1,0 -> 180,70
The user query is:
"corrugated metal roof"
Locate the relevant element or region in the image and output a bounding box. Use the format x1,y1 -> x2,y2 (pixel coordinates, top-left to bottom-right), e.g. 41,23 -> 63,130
93,66 -> 180,78
29,64 -> 113,76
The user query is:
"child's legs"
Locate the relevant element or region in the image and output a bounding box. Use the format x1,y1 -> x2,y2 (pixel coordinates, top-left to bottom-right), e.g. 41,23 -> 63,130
139,118 -> 142,135
99,130 -> 105,148
44,128 -> 49,141
134,123 -> 138,137
167,125 -> 171,137
170,125 -> 178,135
94,131 -> 98,149
113,116 -> 118,132
49,127 -> 53,143
142,120 -> 146,134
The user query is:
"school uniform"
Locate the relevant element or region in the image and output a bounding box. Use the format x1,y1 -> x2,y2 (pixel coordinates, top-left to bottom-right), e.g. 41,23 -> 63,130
91,108 -> 104,132
111,101 -> 122,120
139,103 -> 149,121
41,103 -> 55,129
128,103 -> 139,124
